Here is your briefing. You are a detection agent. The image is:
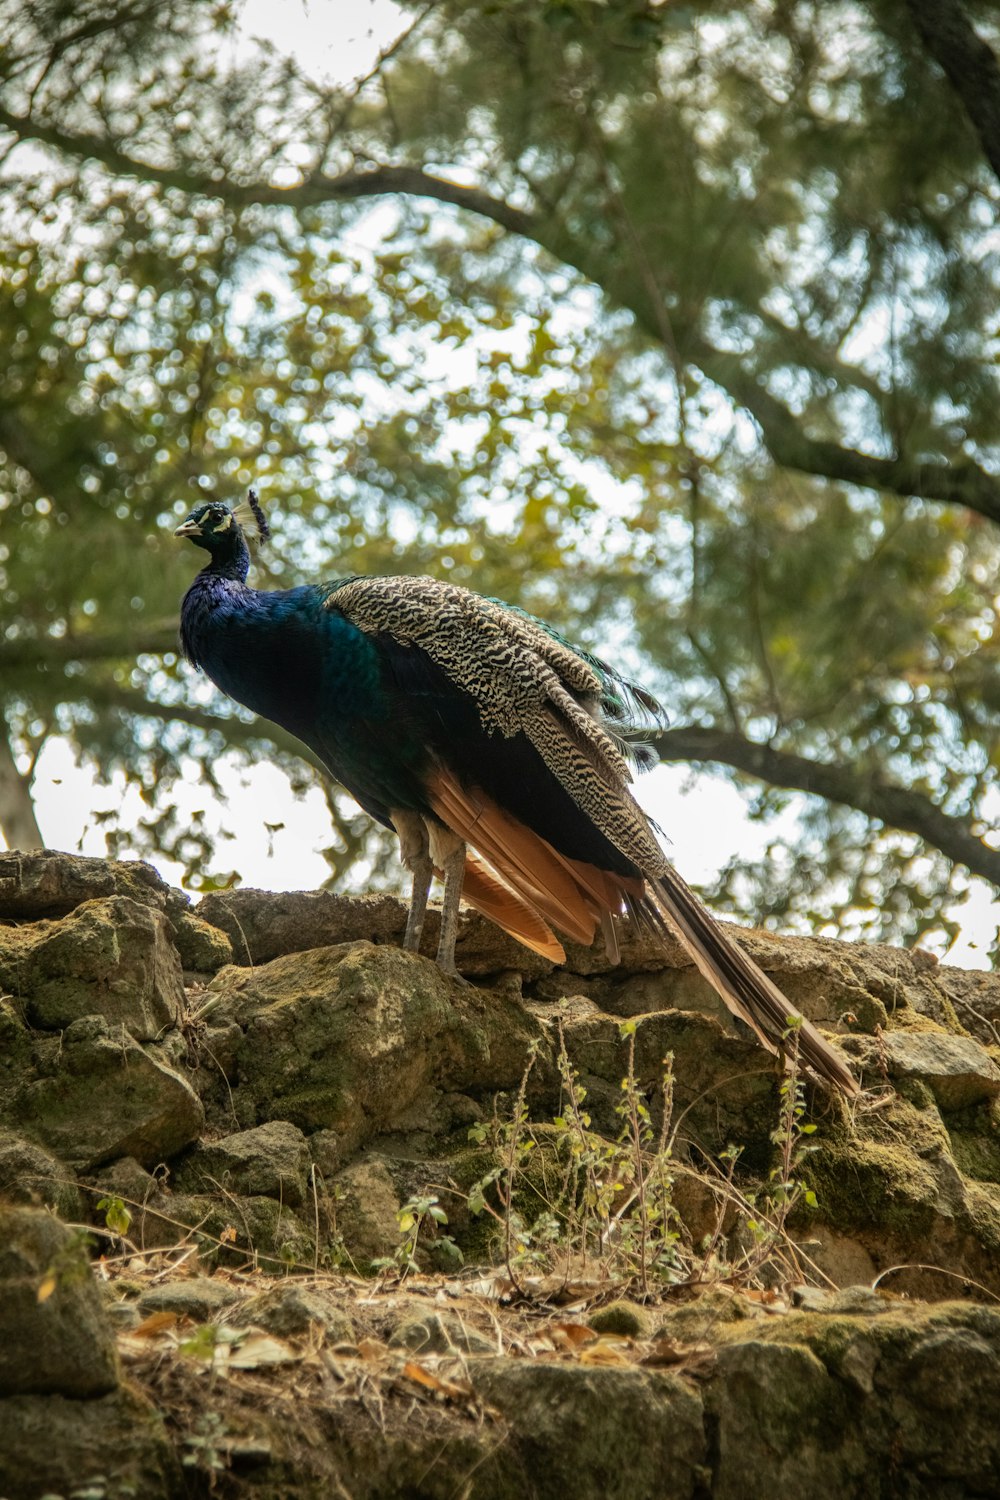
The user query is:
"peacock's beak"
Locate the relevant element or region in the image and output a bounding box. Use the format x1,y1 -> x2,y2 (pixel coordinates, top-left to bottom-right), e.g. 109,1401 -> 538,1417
174,518 -> 203,538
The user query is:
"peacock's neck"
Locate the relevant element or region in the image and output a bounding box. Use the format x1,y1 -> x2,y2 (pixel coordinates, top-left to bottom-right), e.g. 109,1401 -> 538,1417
202,534 -> 252,583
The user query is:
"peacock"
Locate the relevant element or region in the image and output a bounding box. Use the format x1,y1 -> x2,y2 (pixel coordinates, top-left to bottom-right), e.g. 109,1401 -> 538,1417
175,491 -> 858,1097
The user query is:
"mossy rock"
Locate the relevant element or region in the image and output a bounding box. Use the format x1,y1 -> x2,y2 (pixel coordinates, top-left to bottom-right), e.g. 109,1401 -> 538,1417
153,1192 -> 315,1273
0,1387 -> 180,1500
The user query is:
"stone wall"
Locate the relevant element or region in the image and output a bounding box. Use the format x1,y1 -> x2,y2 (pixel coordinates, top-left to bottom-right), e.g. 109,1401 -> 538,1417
2,850 -> 1000,1498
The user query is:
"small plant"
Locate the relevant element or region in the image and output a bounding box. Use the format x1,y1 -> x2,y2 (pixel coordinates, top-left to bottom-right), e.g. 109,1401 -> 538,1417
96,1195 -> 133,1240
182,1411 -> 229,1478
462,1014 -> 827,1297
373,1194 -> 452,1279
179,1323 -> 221,1362
466,1021 -> 685,1293
742,1019 -> 821,1277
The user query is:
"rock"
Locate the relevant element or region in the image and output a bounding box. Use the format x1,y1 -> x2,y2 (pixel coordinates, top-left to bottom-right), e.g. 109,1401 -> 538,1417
332,1155 -> 403,1266
774,1303 -> 1000,1490
0,1389 -> 180,1500
799,1228 -> 879,1289
388,1310 -> 495,1355
473,1361 -> 707,1500
198,885 -> 557,977
0,849 -> 180,919
897,1326 -> 1000,1484
10,1014 -> 204,1170
151,1192 -> 315,1273
654,1286 -> 771,1342
89,1153 -> 163,1204
558,1004 -> 777,1161
228,1283 -> 355,1341
0,1205 -> 118,1398
137,1276 -> 244,1322
884,1031 -> 1000,1109
198,888 -> 411,965
940,966 -> 1000,1048
791,1285 -> 891,1316
705,1339 -> 854,1498
798,1088 -> 1000,1297
308,1127 -> 345,1178
588,1301 -> 652,1338
0,1129 -> 81,1220
0,895 -> 185,1038
173,910 -> 234,971
200,941 -> 546,1148
173,1120 -> 311,1206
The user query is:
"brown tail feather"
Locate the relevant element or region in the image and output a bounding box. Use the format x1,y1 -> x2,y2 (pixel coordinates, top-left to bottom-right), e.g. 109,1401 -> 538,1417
427,769 -> 859,1098
650,866 -> 860,1097
428,770 -> 598,945
460,853 -> 566,963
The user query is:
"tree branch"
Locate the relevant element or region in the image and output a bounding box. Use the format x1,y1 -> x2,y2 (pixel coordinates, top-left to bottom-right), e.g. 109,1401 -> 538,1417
0,103 -> 537,230
906,0 -> 1000,184
0,626 -> 181,668
653,725 -> 1000,888
5,103 -> 1000,521
83,680 -> 327,776
686,334 -> 1000,523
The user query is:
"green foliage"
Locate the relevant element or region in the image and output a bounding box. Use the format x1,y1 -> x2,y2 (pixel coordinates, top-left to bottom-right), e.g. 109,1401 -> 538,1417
372,1193 -> 453,1279
181,1410 -> 229,1476
464,1019 -> 829,1293
743,1020 -> 822,1266
467,1025 -> 685,1291
1,0 -> 999,945
95,1194 -> 132,1240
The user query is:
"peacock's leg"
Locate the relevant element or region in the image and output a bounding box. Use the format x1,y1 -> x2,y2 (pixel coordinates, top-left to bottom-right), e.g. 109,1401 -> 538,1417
428,822 -> 466,978
392,809 -> 433,953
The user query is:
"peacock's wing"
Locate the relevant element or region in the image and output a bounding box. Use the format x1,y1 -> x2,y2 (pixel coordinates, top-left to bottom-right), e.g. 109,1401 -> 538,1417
327,576 -> 858,1097
327,576 -> 665,872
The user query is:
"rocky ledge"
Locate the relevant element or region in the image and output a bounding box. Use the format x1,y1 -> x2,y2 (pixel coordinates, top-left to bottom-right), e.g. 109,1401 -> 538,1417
1,849 -> 1000,1499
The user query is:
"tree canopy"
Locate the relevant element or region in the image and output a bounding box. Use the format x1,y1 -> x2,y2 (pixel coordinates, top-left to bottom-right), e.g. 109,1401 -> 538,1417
2,0 -> 999,951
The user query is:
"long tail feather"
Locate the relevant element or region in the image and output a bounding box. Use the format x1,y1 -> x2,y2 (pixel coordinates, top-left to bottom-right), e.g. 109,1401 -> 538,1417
649,866 -> 860,1097
428,765 -> 859,1098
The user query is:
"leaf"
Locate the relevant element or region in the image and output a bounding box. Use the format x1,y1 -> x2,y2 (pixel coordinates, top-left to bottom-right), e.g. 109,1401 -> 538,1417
357,1337 -> 390,1362
226,1333 -> 299,1369
579,1339 -> 632,1367
641,1339 -> 717,1377
36,1273 -> 57,1304
132,1310 -> 182,1337
546,1321 -> 597,1350
401,1360 -> 472,1401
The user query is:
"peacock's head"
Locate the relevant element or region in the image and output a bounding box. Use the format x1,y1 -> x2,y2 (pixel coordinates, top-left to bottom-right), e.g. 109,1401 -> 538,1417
174,501 -> 241,555
175,489 -> 270,556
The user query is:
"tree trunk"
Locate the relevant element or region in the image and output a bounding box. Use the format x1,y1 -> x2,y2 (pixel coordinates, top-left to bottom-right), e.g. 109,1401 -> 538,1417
0,728 -> 44,850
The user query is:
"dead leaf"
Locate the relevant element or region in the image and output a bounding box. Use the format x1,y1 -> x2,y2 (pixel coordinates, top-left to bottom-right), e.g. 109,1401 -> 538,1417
546,1321 -> 597,1351
36,1273 -> 57,1305
641,1338 -> 716,1375
133,1310 -> 182,1337
579,1339 -> 631,1367
225,1333 -> 298,1369
519,1275 -> 602,1307
741,1289 -> 789,1315
401,1360 -> 472,1401
357,1337 -> 390,1362
450,1275 -> 515,1301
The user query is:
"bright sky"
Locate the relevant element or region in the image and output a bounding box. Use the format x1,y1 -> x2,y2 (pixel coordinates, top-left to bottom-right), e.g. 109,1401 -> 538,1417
19,0 -> 1000,968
